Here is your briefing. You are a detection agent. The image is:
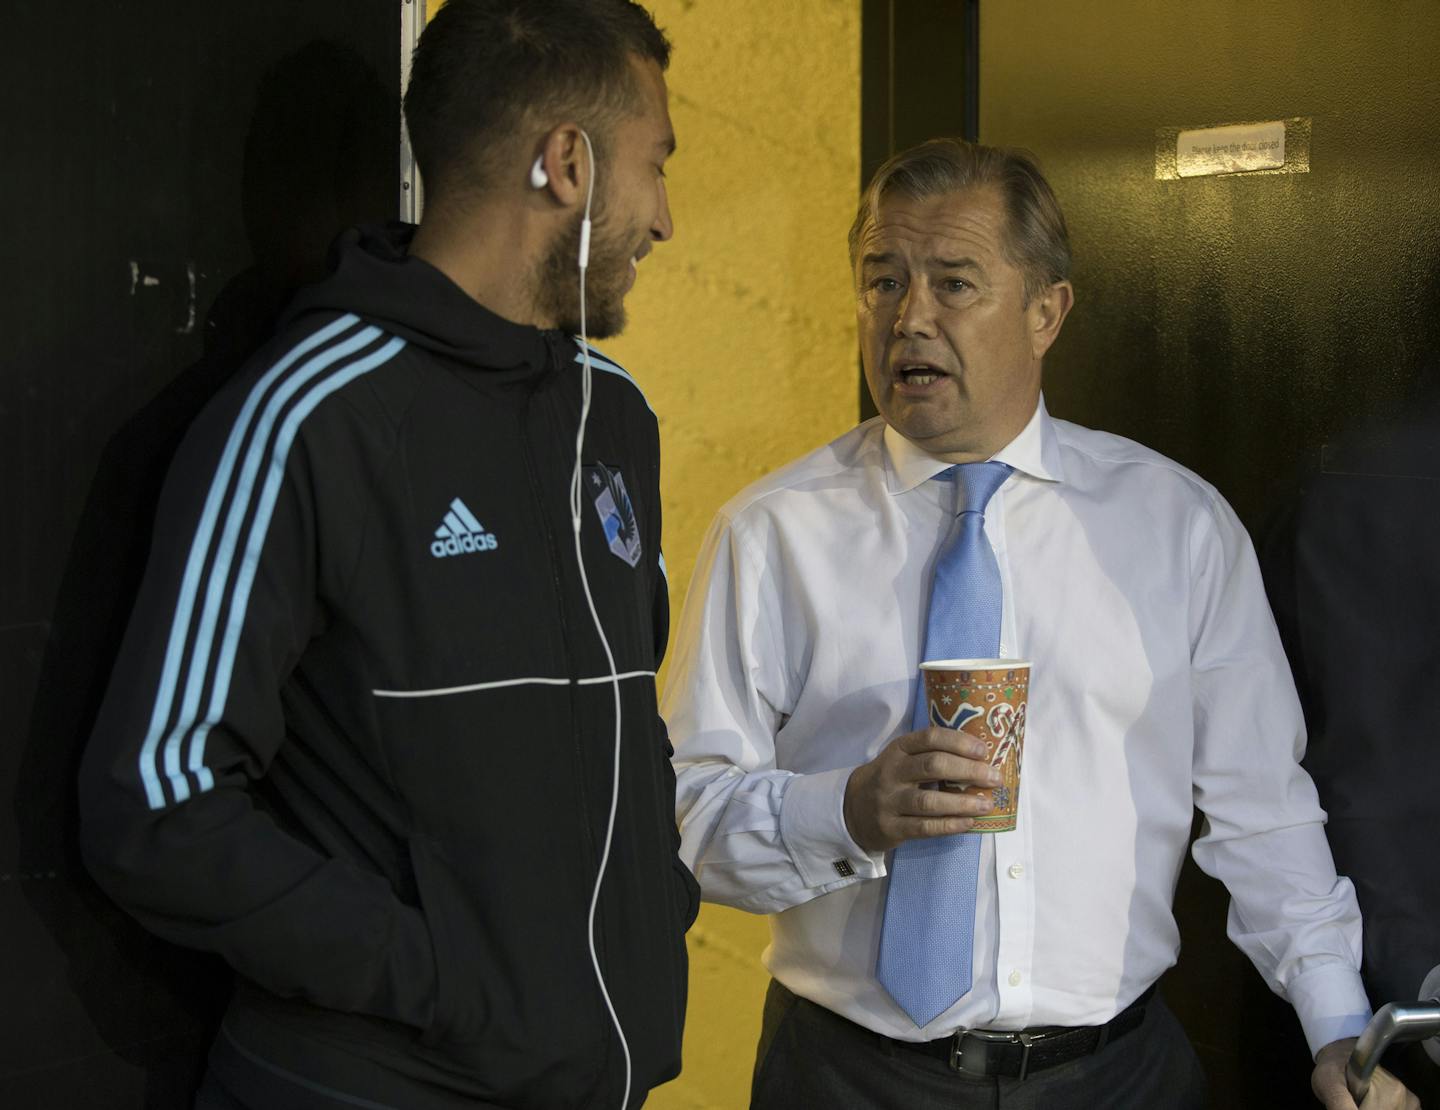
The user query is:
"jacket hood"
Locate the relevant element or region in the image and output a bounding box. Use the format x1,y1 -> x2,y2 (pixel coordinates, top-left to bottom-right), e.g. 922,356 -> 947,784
280,222 -> 573,376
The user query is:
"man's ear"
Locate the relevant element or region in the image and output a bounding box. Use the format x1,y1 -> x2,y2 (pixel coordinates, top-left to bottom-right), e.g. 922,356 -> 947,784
532,123 -> 590,208
1028,280 -> 1074,361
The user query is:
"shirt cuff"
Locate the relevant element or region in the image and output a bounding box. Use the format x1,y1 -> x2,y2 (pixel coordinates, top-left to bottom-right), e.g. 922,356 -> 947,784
779,765 -> 886,890
1288,964 -> 1373,1058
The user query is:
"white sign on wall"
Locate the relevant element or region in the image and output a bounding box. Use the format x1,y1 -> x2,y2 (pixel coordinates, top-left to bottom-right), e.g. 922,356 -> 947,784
1176,120 -> 1287,178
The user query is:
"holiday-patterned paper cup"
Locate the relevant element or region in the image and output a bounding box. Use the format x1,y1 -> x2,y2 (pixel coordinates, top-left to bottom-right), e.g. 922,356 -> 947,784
919,659 -> 1030,833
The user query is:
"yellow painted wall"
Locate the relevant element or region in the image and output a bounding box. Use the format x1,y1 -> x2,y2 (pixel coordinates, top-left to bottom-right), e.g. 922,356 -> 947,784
427,3 -> 859,1105
598,3 -> 861,1107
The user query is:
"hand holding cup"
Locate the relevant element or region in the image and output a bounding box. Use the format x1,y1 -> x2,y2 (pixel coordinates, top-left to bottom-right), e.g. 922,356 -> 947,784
843,725 -> 1004,853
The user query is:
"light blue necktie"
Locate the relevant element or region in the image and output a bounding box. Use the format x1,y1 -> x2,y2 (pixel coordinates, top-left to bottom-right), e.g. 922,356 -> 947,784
877,460 -> 1013,1027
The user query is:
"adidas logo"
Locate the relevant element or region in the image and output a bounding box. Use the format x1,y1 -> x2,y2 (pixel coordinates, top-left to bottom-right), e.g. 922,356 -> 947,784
430,498 -> 498,558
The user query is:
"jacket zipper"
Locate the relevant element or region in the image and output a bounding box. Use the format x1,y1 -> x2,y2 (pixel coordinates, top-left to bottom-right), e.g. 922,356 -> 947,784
518,378 -> 598,860
522,349 -> 619,1099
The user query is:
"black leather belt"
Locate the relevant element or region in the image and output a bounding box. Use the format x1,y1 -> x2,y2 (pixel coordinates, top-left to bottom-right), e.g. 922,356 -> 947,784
893,985 -> 1156,1080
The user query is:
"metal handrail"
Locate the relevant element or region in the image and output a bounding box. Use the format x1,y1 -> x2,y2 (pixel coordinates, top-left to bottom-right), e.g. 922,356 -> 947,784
1346,966 -> 1440,1103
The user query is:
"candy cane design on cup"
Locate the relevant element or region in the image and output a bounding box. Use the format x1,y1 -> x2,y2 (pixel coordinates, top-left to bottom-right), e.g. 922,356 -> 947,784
919,659 -> 1031,833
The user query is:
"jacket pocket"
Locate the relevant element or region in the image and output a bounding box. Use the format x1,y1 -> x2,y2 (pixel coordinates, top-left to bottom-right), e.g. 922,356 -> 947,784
406,833 -> 607,1105
409,835 -> 490,1048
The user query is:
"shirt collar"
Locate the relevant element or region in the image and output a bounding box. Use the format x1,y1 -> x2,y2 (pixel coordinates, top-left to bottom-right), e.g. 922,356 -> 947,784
883,394 -> 1066,495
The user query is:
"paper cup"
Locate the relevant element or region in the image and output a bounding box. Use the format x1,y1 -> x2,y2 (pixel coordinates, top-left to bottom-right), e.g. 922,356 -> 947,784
919,659 -> 1030,833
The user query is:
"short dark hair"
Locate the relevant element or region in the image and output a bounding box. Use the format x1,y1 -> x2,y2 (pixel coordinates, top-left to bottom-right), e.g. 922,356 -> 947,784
404,0 -> 670,201
849,139 -> 1071,303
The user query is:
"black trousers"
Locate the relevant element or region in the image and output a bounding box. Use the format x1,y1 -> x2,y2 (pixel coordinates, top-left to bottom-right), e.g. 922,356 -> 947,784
751,980 -> 1207,1110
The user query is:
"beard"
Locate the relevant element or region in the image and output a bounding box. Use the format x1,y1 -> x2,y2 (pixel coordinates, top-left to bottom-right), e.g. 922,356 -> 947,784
536,204 -> 637,340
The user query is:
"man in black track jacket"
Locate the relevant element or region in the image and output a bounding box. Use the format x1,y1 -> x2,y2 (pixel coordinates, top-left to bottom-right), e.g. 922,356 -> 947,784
79,3 -> 696,1108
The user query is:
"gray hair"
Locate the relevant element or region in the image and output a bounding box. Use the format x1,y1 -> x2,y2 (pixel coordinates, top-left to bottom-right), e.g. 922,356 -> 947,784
849,138 -> 1072,303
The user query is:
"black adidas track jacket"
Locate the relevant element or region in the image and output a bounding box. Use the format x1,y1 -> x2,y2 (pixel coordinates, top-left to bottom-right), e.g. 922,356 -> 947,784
80,224 -> 698,1109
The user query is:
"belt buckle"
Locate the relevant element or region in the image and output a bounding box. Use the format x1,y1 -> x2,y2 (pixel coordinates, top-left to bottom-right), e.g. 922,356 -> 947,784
949,1029 -> 1038,1080
943,994 -> 1152,1081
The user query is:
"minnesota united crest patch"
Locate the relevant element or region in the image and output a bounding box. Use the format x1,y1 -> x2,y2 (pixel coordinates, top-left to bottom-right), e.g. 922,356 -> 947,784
585,463 -> 643,567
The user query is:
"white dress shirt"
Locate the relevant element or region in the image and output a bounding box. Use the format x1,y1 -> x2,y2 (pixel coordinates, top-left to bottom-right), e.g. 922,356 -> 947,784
663,398 -> 1371,1056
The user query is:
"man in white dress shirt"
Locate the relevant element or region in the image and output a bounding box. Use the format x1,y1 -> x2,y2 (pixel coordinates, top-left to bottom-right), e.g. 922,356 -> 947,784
663,139 -> 1416,1108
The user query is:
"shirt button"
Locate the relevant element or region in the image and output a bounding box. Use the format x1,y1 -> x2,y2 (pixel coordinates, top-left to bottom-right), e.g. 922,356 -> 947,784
1009,969 -> 1023,987
1007,863 -> 1024,879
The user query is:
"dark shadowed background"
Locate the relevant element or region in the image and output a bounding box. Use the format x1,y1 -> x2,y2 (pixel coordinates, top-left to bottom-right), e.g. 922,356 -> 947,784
3,3 -> 398,1104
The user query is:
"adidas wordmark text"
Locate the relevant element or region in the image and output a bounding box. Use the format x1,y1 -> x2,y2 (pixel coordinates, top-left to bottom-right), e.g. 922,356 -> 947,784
431,497 -> 498,559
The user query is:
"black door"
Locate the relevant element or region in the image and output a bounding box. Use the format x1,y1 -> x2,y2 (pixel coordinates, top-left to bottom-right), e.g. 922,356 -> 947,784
3,3 -> 401,1104
979,5 -> 1440,1102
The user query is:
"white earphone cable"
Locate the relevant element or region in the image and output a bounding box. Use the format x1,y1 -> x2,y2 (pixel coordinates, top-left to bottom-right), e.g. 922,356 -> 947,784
567,128 -> 633,1110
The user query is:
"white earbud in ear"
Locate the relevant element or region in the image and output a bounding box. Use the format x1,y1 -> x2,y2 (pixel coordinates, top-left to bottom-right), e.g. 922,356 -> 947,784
577,129 -> 594,270
529,155 -> 548,190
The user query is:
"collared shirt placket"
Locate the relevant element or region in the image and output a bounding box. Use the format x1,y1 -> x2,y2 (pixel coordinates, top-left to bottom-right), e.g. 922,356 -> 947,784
983,476 -> 1038,1030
